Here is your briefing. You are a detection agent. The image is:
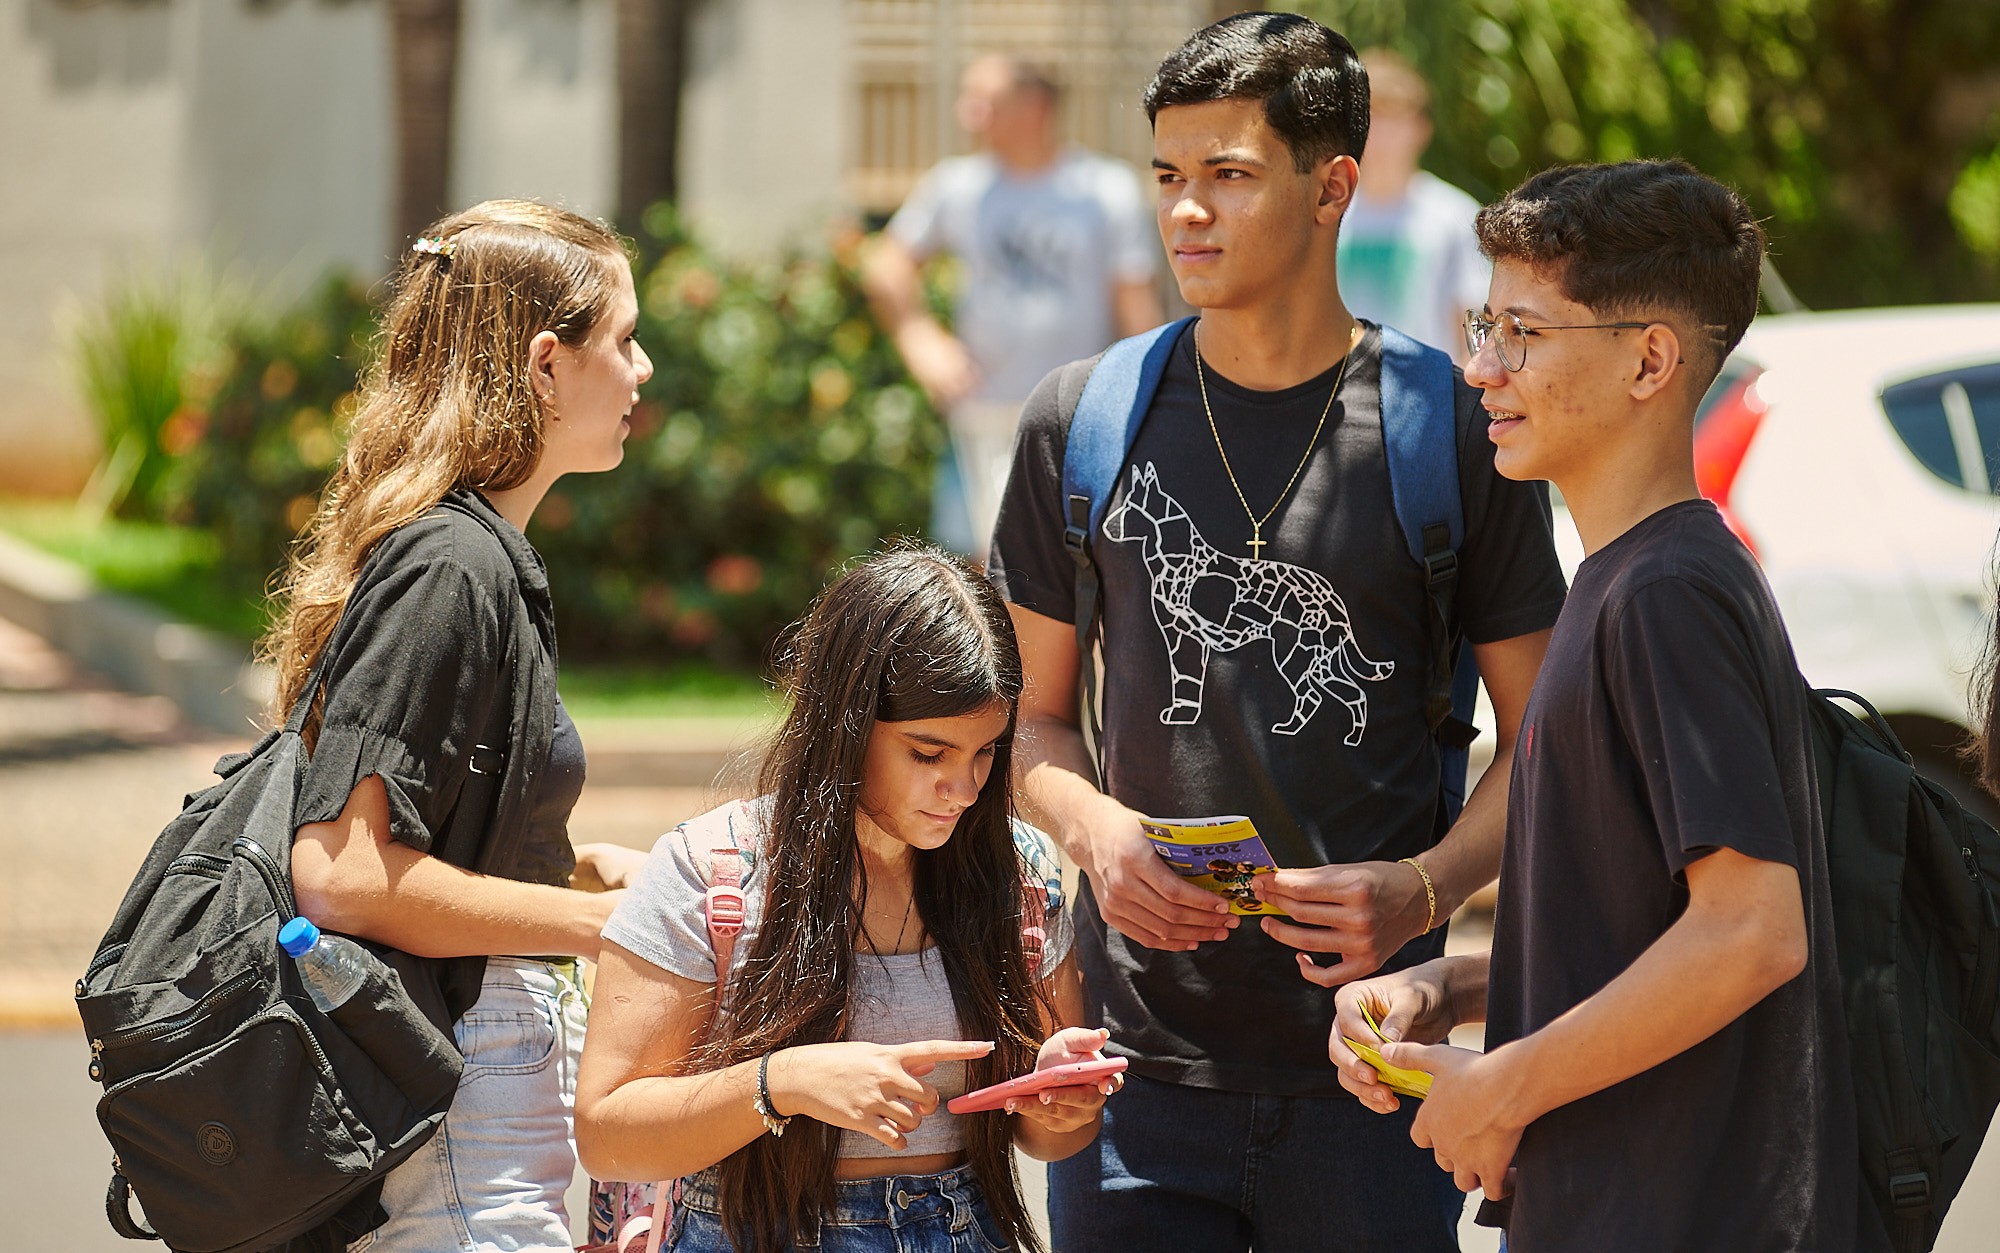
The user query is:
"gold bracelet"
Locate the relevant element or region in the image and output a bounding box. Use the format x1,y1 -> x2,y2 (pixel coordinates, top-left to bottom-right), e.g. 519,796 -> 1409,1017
1399,857 -> 1438,934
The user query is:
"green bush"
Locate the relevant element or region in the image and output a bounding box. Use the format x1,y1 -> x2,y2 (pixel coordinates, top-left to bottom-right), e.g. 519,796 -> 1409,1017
528,209 -> 941,665
87,216 -> 941,667
154,276 -> 379,605
72,268 -> 232,521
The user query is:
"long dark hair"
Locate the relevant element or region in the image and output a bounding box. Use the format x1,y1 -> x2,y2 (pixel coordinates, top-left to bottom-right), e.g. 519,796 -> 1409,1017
688,547 -> 1053,1253
1970,554 -> 2000,801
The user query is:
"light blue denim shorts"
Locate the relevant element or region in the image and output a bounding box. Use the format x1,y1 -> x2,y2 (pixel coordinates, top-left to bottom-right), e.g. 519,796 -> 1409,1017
667,1163 -> 1012,1252
349,957 -> 588,1252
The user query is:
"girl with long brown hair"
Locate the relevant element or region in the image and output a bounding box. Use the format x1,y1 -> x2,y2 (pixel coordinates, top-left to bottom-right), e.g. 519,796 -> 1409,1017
275,199 -> 654,1249
575,549 -> 1119,1253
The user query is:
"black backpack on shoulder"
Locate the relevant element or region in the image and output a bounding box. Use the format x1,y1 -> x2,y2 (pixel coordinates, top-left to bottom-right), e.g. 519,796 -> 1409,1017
76,647 -> 462,1253
1810,689 -> 2000,1253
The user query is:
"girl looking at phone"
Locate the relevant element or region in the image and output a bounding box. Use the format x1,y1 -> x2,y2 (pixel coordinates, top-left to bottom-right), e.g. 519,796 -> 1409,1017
576,549 -> 1117,1253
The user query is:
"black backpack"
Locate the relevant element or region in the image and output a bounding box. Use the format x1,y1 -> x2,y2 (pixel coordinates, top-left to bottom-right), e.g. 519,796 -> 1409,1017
76,646 -> 463,1253
1810,689 -> 2000,1253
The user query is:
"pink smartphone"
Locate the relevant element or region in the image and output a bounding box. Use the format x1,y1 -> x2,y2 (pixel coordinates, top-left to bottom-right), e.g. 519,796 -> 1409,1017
946,1056 -> 1129,1114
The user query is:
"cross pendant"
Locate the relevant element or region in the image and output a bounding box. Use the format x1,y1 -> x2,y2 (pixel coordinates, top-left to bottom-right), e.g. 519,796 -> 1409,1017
1246,527 -> 1266,560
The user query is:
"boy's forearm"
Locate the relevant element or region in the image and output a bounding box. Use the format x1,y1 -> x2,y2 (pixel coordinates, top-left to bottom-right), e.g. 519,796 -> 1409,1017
1416,734 -> 1515,917
1016,713 -> 1112,869
1440,952 -> 1492,1028
1487,865 -> 1806,1128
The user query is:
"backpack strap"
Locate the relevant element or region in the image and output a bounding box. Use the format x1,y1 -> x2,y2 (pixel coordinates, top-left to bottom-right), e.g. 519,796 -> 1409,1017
695,829 -> 748,986
1061,317 -> 1195,766
1379,325 -> 1481,826
607,823 -> 749,1253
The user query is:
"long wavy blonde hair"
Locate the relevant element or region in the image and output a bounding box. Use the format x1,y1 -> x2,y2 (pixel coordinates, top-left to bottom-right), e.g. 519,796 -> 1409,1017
260,199 -> 628,721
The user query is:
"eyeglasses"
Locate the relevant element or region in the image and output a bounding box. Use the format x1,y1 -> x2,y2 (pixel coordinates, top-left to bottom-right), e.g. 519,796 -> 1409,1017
1463,309 -> 1655,373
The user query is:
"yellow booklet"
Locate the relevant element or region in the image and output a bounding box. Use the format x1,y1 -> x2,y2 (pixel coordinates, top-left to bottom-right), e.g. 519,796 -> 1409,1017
1342,1001 -> 1434,1100
1138,815 -> 1287,917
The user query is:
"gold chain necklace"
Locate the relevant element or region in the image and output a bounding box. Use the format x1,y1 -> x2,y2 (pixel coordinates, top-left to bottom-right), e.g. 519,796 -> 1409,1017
863,889 -> 917,955
1193,321 -> 1361,561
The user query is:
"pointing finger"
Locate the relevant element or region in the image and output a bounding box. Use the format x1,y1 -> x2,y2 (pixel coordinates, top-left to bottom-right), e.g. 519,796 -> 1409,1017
894,1039 -> 997,1067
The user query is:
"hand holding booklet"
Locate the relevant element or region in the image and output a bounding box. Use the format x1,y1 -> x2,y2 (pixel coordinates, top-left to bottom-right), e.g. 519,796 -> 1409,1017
1139,815 -> 1287,916
1343,1001 -> 1434,1100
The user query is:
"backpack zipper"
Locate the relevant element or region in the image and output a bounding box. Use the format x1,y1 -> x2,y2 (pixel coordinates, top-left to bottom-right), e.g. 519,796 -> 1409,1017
90,968 -> 259,1080
167,852 -> 232,878
78,855 -> 235,995
96,1002 -> 347,1111
232,836 -> 297,918
83,943 -> 126,984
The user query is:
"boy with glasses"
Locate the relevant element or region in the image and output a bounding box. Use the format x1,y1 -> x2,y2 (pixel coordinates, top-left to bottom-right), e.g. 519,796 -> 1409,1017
1334,159 -> 1872,1251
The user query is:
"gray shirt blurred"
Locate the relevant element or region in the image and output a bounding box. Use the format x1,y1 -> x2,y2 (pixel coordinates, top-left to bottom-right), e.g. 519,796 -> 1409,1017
888,148 -> 1158,405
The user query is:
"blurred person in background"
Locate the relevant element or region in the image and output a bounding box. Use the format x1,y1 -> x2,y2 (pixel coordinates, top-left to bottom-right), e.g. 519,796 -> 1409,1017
1337,48 -> 1489,363
864,54 -> 1163,560
276,200 -> 652,1250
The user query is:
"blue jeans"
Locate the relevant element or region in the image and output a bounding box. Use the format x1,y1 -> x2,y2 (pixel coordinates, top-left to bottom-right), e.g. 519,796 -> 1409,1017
349,959 -> 588,1252
1049,1072 -> 1464,1252
667,1165 -> 1010,1252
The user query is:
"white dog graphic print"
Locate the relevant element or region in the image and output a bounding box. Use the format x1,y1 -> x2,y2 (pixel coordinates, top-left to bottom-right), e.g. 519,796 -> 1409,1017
1103,462 -> 1393,745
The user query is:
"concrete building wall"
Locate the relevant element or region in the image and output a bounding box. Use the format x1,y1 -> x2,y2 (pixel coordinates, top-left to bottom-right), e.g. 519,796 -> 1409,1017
677,0 -> 848,258
0,0 -> 1212,496
2,0 -> 191,494
0,0 -> 621,497
453,0 -> 617,219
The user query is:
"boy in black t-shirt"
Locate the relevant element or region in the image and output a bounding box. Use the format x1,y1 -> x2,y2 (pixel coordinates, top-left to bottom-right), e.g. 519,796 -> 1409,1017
1332,160 -> 1872,1251
990,13 -> 1567,1252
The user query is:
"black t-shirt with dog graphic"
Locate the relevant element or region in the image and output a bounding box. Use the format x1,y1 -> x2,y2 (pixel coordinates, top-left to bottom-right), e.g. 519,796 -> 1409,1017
989,322 -> 1568,1094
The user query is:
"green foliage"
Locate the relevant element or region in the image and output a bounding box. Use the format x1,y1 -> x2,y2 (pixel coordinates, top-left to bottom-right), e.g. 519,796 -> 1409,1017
557,660 -> 780,722
77,216 -> 940,669
156,276 -> 379,597
72,268 -> 231,521
1952,147 -> 2000,262
527,208 -> 942,666
1299,0 -> 2000,306
0,500 -> 265,641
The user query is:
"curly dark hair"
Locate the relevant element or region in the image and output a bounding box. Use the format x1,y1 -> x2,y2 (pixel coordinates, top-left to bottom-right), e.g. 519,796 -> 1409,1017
1474,159 -> 1766,387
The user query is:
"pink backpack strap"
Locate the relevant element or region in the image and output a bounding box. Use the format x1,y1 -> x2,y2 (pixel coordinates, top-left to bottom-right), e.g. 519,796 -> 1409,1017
703,841 -> 747,978
593,825 -> 746,1253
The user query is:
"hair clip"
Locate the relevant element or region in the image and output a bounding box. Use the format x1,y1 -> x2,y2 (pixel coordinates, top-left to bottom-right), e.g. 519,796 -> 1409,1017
411,236 -> 457,260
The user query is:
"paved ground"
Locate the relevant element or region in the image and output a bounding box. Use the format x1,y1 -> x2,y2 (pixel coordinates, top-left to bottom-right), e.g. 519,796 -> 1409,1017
0,615 -> 250,1022
5,609 -> 1999,1250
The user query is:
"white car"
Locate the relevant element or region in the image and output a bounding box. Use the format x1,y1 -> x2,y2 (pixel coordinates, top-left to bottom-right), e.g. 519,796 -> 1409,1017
1468,307 -> 2000,820
1706,306 -> 1998,809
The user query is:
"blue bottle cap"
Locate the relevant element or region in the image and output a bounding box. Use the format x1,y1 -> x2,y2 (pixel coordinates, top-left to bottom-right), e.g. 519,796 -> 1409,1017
278,916 -> 321,958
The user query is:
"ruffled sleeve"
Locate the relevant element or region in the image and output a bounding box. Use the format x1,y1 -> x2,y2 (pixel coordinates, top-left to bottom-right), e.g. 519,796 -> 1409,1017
295,548 -> 508,856
1011,819 -> 1073,981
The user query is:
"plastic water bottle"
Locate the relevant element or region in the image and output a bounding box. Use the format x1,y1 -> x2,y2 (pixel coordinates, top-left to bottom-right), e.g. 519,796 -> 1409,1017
278,916 -> 372,1012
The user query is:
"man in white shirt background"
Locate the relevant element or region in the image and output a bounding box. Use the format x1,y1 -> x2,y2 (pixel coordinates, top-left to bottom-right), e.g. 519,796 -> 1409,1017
1338,49 -> 1489,364
863,55 -> 1163,559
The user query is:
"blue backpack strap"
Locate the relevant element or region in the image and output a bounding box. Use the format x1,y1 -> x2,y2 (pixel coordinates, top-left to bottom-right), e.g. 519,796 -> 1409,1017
1060,317 -> 1194,764
1379,325 -> 1481,825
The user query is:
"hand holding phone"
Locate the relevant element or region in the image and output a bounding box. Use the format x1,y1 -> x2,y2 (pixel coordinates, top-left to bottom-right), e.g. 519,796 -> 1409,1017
947,1056 -> 1129,1114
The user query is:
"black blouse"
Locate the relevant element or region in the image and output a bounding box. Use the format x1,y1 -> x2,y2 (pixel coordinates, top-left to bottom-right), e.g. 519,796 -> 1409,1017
293,488 -> 567,1030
